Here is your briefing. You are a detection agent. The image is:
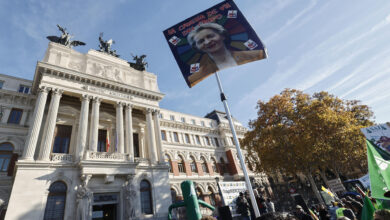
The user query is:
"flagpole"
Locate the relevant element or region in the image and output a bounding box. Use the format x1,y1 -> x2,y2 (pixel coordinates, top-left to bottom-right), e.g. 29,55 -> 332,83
215,72 -> 261,218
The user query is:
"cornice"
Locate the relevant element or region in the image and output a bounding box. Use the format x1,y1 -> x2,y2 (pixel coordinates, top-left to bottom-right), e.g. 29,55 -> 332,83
160,119 -> 218,134
33,62 -> 164,102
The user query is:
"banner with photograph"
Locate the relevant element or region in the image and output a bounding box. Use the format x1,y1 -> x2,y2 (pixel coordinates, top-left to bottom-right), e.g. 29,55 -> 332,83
163,1 -> 267,88
218,181 -> 246,217
361,123 -> 390,154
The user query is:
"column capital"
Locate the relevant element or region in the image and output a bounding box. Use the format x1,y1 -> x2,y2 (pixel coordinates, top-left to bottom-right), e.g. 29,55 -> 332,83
52,88 -> 63,96
116,101 -> 125,107
81,94 -> 91,101
125,103 -> 133,109
146,108 -> 155,114
92,96 -> 102,103
153,109 -> 161,115
38,86 -> 50,93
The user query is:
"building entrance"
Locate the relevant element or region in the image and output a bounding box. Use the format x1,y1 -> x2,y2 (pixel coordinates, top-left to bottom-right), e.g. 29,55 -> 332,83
92,193 -> 118,220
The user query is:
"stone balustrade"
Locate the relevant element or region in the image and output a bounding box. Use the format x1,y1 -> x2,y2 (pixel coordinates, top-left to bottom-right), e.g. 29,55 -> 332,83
85,150 -> 129,162
50,153 -> 73,163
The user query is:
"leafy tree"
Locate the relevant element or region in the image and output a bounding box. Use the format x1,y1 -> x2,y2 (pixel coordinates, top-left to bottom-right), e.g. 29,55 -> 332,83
242,89 -> 374,202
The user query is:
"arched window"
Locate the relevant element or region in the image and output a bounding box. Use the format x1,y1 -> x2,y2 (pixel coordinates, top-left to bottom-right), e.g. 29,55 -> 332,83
201,157 -> 208,174
178,156 -> 186,173
211,158 -> 218,173
140,180 -> 153,214
165,154 -> 173,173
208,186 -> 216,206
43,181 -> 67,220
190,156 -> 197,173
0,143 -> 14,173
196,187 -> 204,201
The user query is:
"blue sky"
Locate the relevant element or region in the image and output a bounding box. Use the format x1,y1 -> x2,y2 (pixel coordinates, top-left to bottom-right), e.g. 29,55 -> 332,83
1,0 -> 389,126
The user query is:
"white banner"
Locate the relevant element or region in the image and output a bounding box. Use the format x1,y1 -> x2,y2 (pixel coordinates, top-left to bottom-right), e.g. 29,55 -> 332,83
218,181 -> 246,217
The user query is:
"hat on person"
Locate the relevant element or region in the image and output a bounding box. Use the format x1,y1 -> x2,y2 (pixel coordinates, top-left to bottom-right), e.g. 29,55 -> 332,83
295,205 -> 303,210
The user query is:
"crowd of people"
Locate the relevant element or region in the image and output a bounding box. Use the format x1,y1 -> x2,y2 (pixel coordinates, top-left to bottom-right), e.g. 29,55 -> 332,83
207,192 -> 390,220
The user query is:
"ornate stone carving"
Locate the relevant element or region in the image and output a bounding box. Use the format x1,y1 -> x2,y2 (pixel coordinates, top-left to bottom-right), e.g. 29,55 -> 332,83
123,174 -> 137,219
76,175 -> 92,220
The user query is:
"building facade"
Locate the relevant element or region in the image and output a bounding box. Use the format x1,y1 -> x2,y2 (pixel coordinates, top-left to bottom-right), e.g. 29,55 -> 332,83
0,42 -> 270,220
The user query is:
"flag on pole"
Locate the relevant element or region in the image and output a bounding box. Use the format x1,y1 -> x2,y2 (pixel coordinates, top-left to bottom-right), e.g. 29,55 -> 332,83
366,139 -> 390,199
106,130 -> 110,152
361,196 -> 376,220
321,186 -> 335,197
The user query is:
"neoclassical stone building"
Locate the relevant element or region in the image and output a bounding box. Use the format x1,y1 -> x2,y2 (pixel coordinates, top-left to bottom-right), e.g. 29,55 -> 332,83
0,42 -> 270,220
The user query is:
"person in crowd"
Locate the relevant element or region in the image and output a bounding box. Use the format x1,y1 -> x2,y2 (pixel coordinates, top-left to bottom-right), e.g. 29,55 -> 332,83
201,215 -> 217,220
335,202 -> 355,220
317,204 -> 329,220
329,201 -> 339,220
186,22 -> 266,87
374,209 -> 390,220
245,191 -> 256,220
266,198 -> 275,213
293,205 -> 313,220
237,192 -> 251,220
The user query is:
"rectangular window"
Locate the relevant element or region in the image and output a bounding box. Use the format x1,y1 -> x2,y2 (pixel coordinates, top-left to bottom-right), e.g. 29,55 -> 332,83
18,85 -> 30,94
185,134 -> 190,144
133,133 -> 140,157
173,132 -> 179,142
191,119 -> 196,125
195,135 -> 201,145
53,125 -> 72,153
205,137 -> 211,146
201,121 -> 205,126
209,122 -> 213,127
161,130 -> 167,141
0,81 -> 4,89
181,117 -> 186,123
97,129 -> 107,152
159,113 -> 163,119
7,108 -> 23,124
231,137 -> 235,146
170,115 -> 175,121
214,138 -> 220,147
178,161 -> 185,173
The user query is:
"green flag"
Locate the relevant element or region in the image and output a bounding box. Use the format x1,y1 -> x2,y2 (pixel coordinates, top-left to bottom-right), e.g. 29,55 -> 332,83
361,196 -> 376,220
366,139 -> 390,199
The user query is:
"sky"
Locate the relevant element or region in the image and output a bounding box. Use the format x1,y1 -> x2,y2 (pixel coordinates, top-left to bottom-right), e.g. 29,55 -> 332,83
1,0 -> 390,127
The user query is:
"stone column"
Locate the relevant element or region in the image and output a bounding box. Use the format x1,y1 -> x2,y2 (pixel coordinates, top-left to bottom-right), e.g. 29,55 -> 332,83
146,108 -> 157,163
89,97 -> 101,152
38,88 -> 63,161
116,102 -> 125,153
22,87 -> 50,160
125,104 -> 134,162
152,110 -> 164,163
139,125 -> 146,158
1,107 -> 11,123
75,95 -> 90,161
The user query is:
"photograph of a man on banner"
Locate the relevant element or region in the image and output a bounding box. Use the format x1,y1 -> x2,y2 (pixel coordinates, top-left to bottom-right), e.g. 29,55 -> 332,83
163,1 -> 267,88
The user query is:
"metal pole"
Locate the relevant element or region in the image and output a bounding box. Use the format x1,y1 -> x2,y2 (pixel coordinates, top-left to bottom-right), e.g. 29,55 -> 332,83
214,72 -> 261,217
